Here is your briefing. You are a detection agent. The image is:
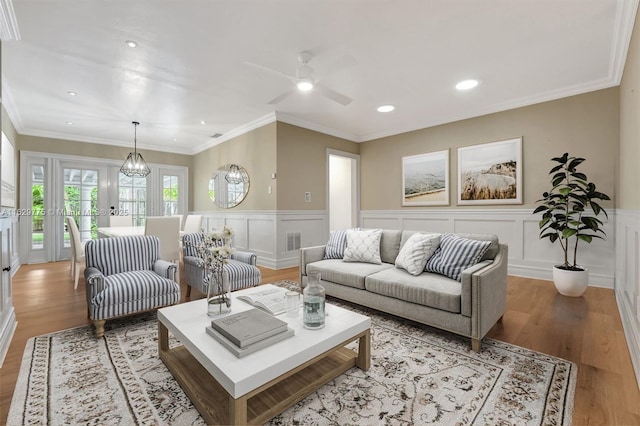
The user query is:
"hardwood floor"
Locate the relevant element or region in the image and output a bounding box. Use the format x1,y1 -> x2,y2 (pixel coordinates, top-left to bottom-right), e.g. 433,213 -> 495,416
1,262 -> 638,425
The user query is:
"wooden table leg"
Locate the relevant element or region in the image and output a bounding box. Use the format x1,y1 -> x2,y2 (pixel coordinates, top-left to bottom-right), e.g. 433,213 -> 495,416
229,394 -> 248,425
356,329 -> 371,371
158,321 -> 169,352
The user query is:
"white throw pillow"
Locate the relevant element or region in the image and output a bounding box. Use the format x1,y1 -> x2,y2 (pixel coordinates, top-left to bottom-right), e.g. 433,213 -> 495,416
395,233 -> 441,276
343,229 -> 383,264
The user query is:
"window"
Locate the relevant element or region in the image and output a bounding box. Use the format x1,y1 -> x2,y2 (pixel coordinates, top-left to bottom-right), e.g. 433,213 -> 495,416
31,165 -> 44,249
64,168 -> 99,241
163,174 -> 179,215
118,173 -> 147,226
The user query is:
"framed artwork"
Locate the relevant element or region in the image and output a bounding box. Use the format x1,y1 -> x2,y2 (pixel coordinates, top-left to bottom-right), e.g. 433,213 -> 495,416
1,132 -> 16,208
457,137 -> 522,205
402,149 -> 449,206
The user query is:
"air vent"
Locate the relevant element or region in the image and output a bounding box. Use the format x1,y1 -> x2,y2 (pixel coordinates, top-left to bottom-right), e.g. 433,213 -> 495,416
286,232 -> 301,251
210,133 -> 223,138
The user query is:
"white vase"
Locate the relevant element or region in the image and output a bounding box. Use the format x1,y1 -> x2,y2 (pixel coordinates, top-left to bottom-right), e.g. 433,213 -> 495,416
552,266 -> 589,297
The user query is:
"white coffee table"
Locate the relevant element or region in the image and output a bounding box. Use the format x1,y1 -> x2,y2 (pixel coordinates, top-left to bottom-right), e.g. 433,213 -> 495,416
157,284 -> 371,425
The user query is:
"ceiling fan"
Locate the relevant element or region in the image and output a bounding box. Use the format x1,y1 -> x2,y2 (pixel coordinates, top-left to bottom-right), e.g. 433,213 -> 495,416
245,51 -> 353,106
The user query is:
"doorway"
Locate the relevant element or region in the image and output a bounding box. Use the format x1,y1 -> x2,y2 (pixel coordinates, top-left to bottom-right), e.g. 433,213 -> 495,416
327,150 -> 359,231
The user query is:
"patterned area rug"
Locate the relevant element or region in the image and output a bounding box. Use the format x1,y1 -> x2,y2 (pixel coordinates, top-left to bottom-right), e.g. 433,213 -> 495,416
9,281 -> 576,425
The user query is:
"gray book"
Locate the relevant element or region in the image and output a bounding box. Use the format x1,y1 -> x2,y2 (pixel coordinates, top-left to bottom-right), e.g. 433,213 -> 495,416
210,308 -> 288,348
206,326 -> 295,358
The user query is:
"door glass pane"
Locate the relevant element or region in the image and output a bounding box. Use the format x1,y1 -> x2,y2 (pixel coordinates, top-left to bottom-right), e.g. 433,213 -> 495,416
64,168 -> 98,241
119,173 -> 147,226
31,165 -> 44,249
163,174 -> 179,215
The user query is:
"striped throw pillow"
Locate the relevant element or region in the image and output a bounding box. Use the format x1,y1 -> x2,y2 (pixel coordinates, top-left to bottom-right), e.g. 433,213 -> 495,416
324,229 -> 349,259
424,234 -> 492,281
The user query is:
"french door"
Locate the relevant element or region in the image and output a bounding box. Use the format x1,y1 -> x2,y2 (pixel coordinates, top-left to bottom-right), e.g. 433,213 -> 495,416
20,151 -> 188,264
22,158 -> 109,264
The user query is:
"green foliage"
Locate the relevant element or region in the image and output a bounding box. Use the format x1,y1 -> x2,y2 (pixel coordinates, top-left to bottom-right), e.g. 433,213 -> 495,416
533,153 -> 610,271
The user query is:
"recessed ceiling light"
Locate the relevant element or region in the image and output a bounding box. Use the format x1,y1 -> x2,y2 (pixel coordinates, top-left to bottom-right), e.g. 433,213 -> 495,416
125,40 -> 138,48
200,120 -> 206,125
456,79 -> 479,90
67,91 -> 77,96
66,121 -> 73,125
377,105 -> 395,113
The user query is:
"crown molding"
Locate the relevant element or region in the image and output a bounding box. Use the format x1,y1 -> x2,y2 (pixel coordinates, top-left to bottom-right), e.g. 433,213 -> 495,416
275,112 -> 362,142
189,112 -> 277,155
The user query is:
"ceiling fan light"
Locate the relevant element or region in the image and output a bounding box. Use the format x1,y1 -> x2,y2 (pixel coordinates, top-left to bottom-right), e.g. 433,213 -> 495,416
297,78 -> 314,92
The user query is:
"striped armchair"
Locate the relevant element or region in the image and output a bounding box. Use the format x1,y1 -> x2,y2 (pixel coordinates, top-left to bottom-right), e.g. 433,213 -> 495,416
84,235 -> 181,337
182,232 -> 261,298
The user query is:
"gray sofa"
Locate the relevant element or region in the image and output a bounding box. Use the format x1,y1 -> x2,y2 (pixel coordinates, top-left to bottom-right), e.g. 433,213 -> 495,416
299,229 -> 508,352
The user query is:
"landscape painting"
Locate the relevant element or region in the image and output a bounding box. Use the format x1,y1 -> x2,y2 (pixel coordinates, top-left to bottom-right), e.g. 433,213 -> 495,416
402,150 -> 449,206
458,137 -> 522,205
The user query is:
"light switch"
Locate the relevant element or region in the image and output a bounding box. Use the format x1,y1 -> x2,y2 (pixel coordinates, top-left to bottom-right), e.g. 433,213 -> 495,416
305,192 -> 311,202
268,186 -> 272,194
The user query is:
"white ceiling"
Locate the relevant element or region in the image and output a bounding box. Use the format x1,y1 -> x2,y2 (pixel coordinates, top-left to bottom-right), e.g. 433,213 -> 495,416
1,0 -> 638,155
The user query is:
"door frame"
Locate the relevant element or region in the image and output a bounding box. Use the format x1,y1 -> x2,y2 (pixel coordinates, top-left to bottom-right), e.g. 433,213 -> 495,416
326,149 -> 360,233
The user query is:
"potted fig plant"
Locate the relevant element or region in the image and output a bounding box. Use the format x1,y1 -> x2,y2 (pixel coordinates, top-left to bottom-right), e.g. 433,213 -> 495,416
533,153 -> 610,297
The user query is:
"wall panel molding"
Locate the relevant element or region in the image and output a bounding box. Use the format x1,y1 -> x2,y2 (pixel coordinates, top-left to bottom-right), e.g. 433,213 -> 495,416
615,209 -> 640,388
361,208 -> 614,288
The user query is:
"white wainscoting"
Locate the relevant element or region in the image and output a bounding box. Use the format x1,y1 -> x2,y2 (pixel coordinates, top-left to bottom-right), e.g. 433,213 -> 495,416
0,215 -> 18,367
361,208 -> 615,288
195,208 -> 614,287
195,210 -> 327,270
615,209 -> 640,388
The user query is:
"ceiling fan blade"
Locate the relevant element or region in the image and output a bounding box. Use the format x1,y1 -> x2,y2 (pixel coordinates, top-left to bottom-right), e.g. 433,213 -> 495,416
243,61 -> 296,82
268,89 -> 296,105
315,83 -> 353,106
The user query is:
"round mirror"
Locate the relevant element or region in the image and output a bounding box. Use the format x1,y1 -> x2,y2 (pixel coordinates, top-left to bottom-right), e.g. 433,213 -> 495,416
209,164 -> 250,208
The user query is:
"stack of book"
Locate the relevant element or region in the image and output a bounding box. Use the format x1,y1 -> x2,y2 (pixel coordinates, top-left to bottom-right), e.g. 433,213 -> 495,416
206,308 -> 294,358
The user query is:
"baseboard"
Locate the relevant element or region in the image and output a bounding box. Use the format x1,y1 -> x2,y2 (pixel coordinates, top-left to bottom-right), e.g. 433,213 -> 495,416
508,264 -> 614,289
0,307 -> 17,368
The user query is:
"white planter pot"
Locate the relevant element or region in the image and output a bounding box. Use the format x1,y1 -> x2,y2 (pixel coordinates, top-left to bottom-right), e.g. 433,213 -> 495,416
552,266 -> 589,297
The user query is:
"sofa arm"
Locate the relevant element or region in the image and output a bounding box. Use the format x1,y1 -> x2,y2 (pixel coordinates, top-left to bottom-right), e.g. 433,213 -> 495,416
299,245 -> 326,283
231,250 -> 257,266
463,243 -> 508,342
84,266 -> 105,310
183,255 -> 203,267
153,260 -> 178,281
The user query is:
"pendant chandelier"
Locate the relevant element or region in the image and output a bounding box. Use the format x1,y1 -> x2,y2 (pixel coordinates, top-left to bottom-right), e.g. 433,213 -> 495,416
120,121 -> 150,177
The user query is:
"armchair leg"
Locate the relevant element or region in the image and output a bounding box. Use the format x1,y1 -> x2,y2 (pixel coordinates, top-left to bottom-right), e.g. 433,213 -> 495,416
186,284 -> 191,298
93,320 -> 106,338
471,338 -> 481,353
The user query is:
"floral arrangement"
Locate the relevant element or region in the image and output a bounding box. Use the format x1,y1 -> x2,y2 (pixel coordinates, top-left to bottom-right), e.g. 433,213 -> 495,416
192,226 -> 236,309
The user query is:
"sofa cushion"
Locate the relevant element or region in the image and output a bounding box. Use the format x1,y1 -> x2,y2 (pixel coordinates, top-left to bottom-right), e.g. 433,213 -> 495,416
91,270 -> 180,320
343,228 -> 383,264
424,234 -> 492,282
324,229 -> 349,259
395,233 -> 441,276
379,229 -> 403,264
365,268 -> 461,313
307,259 -> 393,290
